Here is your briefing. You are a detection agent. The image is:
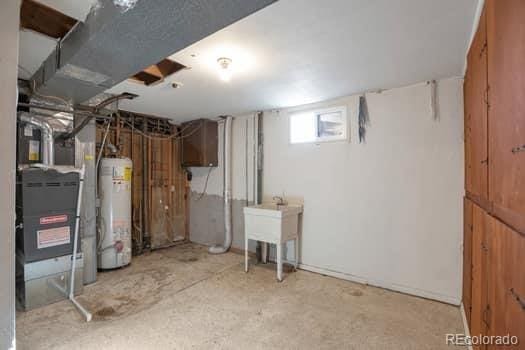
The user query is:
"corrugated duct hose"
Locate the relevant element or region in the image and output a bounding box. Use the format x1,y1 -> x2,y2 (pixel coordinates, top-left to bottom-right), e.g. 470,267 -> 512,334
209,116 -> 233,254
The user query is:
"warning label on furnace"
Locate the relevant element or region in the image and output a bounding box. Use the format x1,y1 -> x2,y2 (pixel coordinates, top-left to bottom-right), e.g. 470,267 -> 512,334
29,140 -> 40,161
37,226 -> 70,249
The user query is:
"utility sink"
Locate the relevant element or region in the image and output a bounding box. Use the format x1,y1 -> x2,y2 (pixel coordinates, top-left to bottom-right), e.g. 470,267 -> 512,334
243,203 -> 303,218
243,202 -> 303,281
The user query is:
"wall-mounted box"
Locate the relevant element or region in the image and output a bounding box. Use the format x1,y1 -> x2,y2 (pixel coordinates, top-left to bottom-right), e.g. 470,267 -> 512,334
181,119 -> 218,167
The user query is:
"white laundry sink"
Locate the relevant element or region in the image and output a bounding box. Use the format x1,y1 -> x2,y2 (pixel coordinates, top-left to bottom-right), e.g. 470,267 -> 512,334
243,203 -> 303,218
243,203 -> 303,281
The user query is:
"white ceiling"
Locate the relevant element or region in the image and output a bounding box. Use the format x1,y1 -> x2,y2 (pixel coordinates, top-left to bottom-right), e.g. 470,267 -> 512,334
20,0 -> 479,122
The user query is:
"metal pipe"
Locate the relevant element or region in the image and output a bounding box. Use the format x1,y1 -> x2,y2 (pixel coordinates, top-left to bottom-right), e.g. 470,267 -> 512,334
245,118 -> 249,206
142,117 -> 150,250
96,121 -> 112,171
57,93 -> 136,141
18,112 -> 54,166
17,102 -> 111,120
255,112 -> 268,263
209,116 -> 233,254
69,165 -> 92,322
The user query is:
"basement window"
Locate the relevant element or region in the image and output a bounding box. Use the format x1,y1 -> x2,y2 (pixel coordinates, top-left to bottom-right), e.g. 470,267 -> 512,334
289,106 -> 348,144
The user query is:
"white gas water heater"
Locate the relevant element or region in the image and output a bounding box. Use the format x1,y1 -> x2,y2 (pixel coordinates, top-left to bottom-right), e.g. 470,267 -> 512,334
98,157 -> 132,269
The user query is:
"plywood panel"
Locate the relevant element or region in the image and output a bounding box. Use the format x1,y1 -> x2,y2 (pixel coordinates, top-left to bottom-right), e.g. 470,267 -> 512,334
471,203 -> 488,348
463,197 -> 474,327
21,0 -> 77,39
465,8 -> 488,206
487,217 -> 525,349
487,0 -> 525,234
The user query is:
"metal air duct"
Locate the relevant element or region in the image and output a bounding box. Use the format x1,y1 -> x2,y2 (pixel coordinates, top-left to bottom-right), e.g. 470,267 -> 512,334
30,0 -> 277,103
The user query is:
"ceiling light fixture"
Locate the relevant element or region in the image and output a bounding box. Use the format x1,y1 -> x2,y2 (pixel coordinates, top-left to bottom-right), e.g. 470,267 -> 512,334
217,57 -> 233,82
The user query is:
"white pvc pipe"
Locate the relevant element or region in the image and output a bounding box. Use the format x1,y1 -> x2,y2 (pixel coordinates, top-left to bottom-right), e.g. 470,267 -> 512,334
69,164 -> 92,322
209,116 -> 233,254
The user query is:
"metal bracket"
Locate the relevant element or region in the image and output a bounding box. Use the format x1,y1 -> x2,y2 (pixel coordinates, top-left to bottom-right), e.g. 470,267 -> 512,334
511,145 -> 525,154
510,288 -> 525,310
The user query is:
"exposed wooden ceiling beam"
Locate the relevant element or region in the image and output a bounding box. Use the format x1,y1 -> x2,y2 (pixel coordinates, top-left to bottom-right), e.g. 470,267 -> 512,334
130,59 -> 186,86
20,0 -> 77,39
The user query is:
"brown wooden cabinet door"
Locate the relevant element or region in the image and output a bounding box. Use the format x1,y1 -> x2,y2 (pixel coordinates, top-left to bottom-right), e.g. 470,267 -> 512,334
487,217 -> 525,349
465,65 -> 474,196
465,9 -> 489,204
487,0 -> 525,233
463,197 -> 474,327
181,119 -> 218,167
471,204 -> 489,349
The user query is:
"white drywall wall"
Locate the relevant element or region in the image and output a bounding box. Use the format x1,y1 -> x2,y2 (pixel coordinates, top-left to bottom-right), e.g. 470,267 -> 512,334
0,1 -> 20,348
190,78 -> 464,304
190,115 -> 257,201
189,115 -> 258,251
263,78 -> 464,304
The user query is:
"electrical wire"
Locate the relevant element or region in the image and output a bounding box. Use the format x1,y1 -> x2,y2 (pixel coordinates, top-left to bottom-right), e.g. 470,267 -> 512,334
120,114 -> 204,140
195,167 -> 213,201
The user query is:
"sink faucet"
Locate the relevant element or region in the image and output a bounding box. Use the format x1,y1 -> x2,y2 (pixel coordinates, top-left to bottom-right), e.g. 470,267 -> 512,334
273,196 -> 287,206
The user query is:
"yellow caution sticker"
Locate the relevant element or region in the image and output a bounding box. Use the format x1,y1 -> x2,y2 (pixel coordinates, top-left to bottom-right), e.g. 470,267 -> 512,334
84,154 -> 94,161
29,140 -> 40,161
124,167 -> 132,181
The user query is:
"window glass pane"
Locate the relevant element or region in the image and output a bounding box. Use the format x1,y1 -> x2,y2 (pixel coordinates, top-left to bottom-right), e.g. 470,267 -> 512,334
317,111 -> 345,138
290,112 -> 317,143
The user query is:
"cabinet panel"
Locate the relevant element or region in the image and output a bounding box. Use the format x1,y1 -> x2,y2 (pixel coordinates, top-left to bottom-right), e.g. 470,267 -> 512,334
487,0 -> 525,233
465,9 -> 489,204
181,119 -> 218,167
487,217 -> 525,349
471,204 -> 489,349
463,198 -> 474,326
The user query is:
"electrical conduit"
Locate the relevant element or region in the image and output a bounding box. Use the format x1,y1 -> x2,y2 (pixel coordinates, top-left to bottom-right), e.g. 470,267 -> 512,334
69,164 -> 92,321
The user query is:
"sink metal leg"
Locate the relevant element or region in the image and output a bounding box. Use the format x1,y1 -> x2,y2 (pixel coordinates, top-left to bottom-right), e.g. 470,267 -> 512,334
294,237 -> 299,270
261,242 -> 268,264
276,243 -> 283,282
245,238 -> 249,273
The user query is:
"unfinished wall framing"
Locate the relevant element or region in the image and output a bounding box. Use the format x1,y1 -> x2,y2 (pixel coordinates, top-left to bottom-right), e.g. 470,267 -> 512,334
96,112 -> 189,252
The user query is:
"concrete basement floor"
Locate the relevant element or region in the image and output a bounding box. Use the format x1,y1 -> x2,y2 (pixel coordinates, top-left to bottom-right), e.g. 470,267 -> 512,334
17,243 -> 464,350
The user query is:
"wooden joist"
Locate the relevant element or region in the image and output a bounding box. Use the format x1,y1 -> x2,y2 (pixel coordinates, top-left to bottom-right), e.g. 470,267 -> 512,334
20,0 -> 77,39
